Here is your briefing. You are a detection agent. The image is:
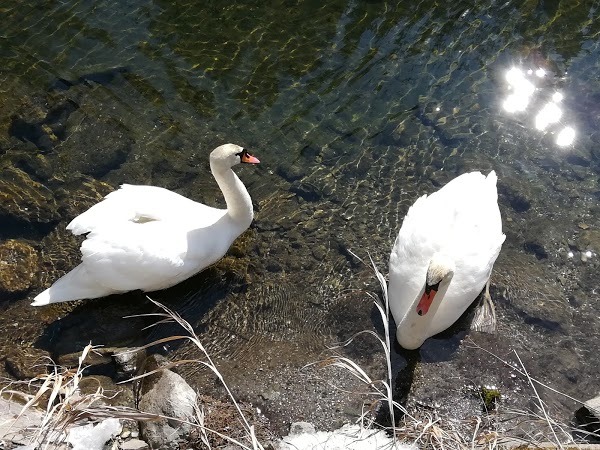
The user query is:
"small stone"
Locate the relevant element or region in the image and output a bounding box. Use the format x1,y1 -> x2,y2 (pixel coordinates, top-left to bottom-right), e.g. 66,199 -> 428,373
131,430 -> 139,438
289,422 -> 316,436
120,430 -> 131,439
578,223 -> 590,230
312,245 -> 327,261
120,439 -> 149,450
113,347 -> 146,379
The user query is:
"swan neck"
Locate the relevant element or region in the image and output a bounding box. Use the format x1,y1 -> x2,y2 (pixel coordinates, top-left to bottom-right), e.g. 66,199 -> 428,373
211,162 -> 253,229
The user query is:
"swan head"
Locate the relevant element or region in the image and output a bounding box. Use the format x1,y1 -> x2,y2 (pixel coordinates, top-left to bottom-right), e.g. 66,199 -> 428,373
210,143 -> 260,169
395,254 -> 456,350
416,254 -> 455,316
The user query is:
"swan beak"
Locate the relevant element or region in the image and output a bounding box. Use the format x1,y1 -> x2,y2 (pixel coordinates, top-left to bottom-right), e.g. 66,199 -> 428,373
241,153 -> 260,164
416,287 -> 437,316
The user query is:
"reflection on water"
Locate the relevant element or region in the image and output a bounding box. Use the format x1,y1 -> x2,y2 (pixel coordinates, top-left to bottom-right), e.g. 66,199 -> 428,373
0,0 -> 599,436
502,66 -> 575,146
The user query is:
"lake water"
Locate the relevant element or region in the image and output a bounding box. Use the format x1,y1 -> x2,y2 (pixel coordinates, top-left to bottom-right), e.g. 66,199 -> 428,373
1,0 -> 599,439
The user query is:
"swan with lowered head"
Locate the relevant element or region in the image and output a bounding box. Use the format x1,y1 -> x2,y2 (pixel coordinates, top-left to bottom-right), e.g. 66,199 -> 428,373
32,143 -> 259,306
389,171 -> 505,350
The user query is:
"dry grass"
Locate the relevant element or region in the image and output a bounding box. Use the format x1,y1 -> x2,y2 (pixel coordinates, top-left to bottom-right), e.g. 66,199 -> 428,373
120,297 -> 267,450
0,344 -> 158,449
1,299 -> 268,450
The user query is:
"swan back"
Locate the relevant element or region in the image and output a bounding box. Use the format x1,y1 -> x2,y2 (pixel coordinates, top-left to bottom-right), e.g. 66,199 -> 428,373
389,171 -> 505,349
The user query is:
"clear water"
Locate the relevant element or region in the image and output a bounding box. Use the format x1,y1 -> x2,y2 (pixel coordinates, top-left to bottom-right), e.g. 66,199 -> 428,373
1,0 -> 599,436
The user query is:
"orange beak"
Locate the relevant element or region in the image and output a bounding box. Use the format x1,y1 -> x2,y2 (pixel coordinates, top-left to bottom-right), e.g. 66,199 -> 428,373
416,288 -> 437,316
241,152 -> 260,164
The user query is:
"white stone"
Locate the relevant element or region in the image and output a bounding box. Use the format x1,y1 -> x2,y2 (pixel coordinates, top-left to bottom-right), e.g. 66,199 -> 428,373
66,418 -> 121,450
120,438 -> 150,450
278,423 -> 415,450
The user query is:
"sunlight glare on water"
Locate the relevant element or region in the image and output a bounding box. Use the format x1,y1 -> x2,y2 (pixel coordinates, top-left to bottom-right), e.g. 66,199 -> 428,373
502,67 -> 575,147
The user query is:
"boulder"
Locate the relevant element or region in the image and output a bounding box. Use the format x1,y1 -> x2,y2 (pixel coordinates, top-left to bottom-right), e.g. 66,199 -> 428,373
137,355 -> 197,449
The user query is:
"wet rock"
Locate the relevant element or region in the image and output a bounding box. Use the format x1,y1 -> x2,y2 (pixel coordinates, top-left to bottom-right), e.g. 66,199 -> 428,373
576,229 -> 600,254
5,347 -> 50,380
58,350 -> 113,369
9,147 -> 54,181
522,240 -> 549,260
277,164 -> 306,182
311,245 -> 327,261
497,180 -> 531,213
59,112 -> 133,178
266,260 -> 283,272
138,355 -> 197,450
290,180 -> 321,202
0,239 -> 39,295
7,94 -> 72,155
10,116 -> 59,154
78,375 -> 135,408
575,395 -> 600,434
0,167 -> 59,223
113,347 -> 146,380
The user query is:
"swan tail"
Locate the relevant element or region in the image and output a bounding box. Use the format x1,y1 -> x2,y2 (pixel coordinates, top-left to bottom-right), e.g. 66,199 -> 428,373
471,279 -> 497,333
31,264 -> 116,306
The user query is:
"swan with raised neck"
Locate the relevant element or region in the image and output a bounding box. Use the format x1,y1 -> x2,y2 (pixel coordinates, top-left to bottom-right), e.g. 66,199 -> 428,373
31,143 -> 260,306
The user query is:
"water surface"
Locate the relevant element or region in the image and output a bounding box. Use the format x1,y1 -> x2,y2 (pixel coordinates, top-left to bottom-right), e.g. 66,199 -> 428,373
1,0 -> 599,437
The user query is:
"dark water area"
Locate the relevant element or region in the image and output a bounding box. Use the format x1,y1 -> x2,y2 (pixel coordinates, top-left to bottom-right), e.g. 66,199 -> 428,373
1,0 -> 599,439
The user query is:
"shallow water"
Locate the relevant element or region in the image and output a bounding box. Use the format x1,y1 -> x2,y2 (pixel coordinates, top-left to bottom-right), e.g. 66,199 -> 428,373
1,0 -> 599,437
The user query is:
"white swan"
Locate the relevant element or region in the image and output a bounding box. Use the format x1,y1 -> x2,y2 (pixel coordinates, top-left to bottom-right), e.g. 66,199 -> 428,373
32,143 -> 259,306
389,171 -> 505,350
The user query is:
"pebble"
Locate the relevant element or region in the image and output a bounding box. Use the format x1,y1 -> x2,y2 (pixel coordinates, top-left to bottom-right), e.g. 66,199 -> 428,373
120,430 -> 131,439
120,439 -> 149,450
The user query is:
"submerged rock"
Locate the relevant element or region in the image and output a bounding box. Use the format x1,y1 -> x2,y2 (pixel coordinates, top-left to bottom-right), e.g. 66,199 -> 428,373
5,347 -> 51,380
59,112 -> 133,178
0,166 -> 59,223
54,177 -> 114,221
0,239 -> 39,295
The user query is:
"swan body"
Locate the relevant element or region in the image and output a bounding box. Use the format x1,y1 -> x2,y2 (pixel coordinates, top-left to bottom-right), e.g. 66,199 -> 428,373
32,143 -> 259,306
389,171 -> 505,349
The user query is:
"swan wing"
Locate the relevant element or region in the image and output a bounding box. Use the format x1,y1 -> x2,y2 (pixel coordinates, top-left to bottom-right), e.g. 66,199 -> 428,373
67,184 -> 223,235
430,171 -> 506,330
79,220 -> 213,292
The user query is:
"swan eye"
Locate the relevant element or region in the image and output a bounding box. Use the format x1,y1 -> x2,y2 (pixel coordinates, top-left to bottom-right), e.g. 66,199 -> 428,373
425,281 -> 441,295
236,149 -> 251,160
237,149 -> 260,164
